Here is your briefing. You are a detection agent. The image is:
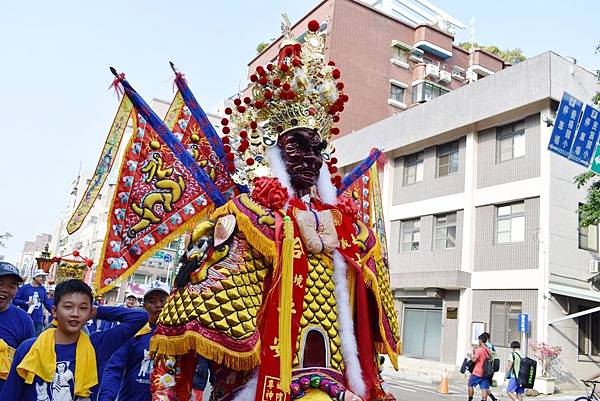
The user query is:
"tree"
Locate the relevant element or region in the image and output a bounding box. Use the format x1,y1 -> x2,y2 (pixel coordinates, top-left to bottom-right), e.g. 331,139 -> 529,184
256,41 -> 270,54
574,43 -> 600,228
458,42 -> 526,65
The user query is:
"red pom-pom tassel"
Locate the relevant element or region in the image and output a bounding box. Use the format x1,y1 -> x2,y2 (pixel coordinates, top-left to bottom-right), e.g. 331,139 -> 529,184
307,20 -> 320,32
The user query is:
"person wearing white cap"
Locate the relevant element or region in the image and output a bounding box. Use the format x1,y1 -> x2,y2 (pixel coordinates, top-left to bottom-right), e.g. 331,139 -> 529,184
98,280 -> 171,401
12,269 -> 52,336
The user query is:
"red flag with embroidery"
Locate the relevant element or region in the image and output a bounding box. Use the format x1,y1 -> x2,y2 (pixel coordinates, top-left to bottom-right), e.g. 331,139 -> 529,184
95,71 -> 228,294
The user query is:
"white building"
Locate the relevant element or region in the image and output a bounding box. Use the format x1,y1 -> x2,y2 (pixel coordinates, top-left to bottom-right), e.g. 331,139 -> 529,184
335,51 -> 599,390
17,233 -> 52,278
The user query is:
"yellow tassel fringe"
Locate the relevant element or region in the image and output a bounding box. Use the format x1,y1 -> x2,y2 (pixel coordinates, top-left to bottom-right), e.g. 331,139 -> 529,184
150,331 -> 260,372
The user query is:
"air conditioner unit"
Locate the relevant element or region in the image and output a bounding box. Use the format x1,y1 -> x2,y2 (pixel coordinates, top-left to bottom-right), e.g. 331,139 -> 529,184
451,70 -> 464,80
439,70 -> 452,83
590,260 -> 600,274
466,69 -> 478,82
425,63 -> 440,79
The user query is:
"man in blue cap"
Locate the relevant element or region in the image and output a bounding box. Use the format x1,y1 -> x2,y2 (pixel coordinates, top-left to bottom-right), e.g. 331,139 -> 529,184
98,280 -> 170,401
0,261 -> 34,393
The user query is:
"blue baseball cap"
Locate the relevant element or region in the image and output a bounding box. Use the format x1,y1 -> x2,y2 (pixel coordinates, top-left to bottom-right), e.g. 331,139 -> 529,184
0,262 -> 23,282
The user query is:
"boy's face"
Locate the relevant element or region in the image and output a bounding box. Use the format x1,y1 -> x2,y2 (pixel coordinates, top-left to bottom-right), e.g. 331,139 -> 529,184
52,292 -> 92,335
0,276 -> 19,312
33,275 -> 46,286
125,296 -> 137,308
144,291 -> 167,323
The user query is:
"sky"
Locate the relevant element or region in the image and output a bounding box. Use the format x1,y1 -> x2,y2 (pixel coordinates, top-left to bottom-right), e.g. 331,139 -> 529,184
0,0 -> 598,264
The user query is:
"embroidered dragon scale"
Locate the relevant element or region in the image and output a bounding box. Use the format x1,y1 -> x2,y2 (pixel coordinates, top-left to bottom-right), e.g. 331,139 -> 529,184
146,17 -> 400,401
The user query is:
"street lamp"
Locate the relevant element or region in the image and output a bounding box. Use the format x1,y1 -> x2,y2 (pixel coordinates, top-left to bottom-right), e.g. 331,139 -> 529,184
35,243 -> 54,273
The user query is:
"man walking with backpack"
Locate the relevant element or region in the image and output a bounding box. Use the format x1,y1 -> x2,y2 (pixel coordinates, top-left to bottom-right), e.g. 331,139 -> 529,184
468,334 -> 492,401
482,332 -> 500,401
505,341 -> 525,401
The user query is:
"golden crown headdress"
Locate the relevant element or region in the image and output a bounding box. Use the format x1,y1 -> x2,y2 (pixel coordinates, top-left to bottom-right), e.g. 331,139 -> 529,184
219,16 -> 348,187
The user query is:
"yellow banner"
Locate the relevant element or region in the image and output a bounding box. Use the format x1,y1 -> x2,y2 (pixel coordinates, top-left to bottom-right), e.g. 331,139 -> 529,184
67,97 -> 133,234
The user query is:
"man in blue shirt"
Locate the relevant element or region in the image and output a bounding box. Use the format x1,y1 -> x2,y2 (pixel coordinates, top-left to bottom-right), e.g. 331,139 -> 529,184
98,280 -> 170,401
0,262 -> 35,394
0,279 -> 148,401
13,269 -> 53,336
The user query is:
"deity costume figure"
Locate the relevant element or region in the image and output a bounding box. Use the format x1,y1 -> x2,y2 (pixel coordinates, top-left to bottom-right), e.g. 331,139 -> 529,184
150,18 -> 400,401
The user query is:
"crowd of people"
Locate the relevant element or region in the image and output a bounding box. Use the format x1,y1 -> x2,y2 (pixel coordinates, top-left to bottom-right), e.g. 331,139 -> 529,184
0,260 -> 208,401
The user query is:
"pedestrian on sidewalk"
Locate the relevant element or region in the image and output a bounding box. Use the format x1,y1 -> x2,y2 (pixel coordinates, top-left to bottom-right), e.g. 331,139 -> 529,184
505,341 -> 524,401
481,332 -> 500,401
0,262 -> 34,394
467,334 -> 491,401
12,269 -> 53,336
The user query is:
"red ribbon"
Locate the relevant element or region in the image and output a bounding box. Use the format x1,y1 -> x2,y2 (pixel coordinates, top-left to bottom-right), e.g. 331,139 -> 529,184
108,73 -> 125,98
173,72 -> 186,93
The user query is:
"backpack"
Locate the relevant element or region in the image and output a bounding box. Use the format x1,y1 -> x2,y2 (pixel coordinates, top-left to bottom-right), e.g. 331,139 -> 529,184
482,348 -> 495,378
489,347 -> 500,372
512,352 -> 537,389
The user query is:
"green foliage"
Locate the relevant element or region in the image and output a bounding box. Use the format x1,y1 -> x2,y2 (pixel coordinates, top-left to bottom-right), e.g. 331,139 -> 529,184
256,42 -> 270,54
458,42 -> 526,65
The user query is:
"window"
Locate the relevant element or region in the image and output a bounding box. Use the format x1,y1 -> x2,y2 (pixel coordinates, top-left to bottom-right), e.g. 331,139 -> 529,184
579,203 -> 599,252
437,141 -> 459,177
412,82 -> 449,103
90,216 -> 98,224
401,218 -> 421,252
496,202 -> 525,244
434,213 -> 456,249
496,120 -> 525,162
130,274 -> 147,284
490,301 -> 522,347
393,46 -> 408,63
578,306 -> 600,356
390,83 -> 405,103
404,152 -> 424,185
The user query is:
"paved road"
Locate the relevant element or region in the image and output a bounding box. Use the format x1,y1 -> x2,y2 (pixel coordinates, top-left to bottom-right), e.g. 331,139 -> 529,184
381,374 -> 582,401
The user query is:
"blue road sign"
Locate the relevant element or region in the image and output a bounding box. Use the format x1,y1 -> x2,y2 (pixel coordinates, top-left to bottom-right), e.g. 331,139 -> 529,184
518,313 -> 529,333
163,253 -> 173,263
568,104 -> 600,167
548,92 -> 584,158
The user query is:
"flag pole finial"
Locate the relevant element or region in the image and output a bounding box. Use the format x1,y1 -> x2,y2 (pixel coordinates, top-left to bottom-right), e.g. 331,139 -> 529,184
169,61 -> 178,74
108,67 -> 125,97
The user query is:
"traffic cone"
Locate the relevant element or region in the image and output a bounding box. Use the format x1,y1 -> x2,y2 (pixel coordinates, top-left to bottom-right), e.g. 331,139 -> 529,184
438,369 -> 449,394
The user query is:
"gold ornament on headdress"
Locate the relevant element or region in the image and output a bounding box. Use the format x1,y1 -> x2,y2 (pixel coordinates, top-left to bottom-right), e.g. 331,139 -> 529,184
219,15 -> 348,187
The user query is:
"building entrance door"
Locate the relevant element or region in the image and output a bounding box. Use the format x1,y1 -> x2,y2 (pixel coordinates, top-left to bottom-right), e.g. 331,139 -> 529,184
402,307 -> 442,360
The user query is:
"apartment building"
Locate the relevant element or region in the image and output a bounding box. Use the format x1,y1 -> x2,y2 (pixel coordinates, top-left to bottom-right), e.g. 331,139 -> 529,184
247,0 -> 506,137
335,52 -> 599,389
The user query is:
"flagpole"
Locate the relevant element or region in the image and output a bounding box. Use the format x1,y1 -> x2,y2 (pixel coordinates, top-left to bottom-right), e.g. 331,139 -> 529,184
109,67 -> 227,207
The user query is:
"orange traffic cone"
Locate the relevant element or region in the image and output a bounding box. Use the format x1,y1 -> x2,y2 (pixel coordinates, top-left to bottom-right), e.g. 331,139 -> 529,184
438,369 -> 449,394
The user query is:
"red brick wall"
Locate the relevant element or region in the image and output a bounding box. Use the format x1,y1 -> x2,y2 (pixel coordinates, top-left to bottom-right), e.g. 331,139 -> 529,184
473,49 -> 504,72
413,24 -> 453,53
328,0 -> 416,136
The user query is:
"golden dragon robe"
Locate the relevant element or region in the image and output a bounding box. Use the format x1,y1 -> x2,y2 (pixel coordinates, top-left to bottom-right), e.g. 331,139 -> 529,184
150,193 -> 399,401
